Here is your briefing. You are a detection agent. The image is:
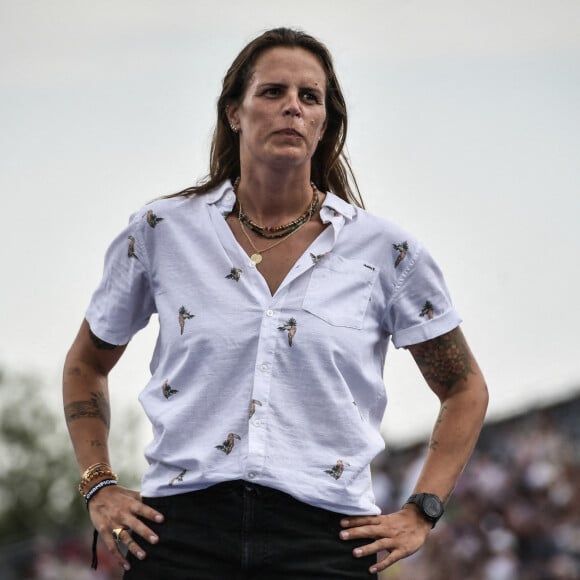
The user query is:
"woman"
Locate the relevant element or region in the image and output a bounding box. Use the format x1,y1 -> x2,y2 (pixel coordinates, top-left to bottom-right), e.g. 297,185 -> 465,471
63,28 -> 488,578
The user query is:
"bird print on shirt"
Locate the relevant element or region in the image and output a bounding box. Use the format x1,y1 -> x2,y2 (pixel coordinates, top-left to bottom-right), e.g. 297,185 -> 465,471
310,252 -> 327,264
278,318 -> 297,346
420,300 -> 434,320
226,267 -> 242,282
127,236 -> 138,259
162,380 -> 178,399
178,306 -> 195,335
324,460 -> 350,480
215,433 -> 241,455
249,399 -> 262,419
393,241 -> 408,268
169,469 -> 187,487
145,210 -> 164,228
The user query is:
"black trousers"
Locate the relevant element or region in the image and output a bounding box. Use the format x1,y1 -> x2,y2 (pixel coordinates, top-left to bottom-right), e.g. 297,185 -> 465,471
124,480 -> 377,579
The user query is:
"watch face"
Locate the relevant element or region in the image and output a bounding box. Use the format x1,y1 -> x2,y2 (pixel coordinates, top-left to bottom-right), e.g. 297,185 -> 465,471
423,496 -> 443,518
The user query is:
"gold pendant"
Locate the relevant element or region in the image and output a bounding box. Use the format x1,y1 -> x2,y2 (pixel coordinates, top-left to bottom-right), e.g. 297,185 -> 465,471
250,253 -> 263,264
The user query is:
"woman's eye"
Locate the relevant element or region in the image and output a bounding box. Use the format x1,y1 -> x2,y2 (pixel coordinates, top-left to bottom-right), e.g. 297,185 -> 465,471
302,91 -> 320,103
263,87 -> 281,97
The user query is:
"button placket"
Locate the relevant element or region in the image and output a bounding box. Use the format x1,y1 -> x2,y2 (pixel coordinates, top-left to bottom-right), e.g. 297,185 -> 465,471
244,296 -> 293,483
244,297 -> 285,481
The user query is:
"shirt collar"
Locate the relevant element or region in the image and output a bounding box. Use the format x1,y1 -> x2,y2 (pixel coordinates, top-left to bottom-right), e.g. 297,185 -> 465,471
204,180 -> 237,212
320,192 -> 356,222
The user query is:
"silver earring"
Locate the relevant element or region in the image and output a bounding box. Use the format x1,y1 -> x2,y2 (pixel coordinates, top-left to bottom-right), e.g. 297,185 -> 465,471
230,124 -> 239,133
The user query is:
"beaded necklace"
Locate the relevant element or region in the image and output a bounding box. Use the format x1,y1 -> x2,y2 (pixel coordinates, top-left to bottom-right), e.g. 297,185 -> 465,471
233,177 -> 320,239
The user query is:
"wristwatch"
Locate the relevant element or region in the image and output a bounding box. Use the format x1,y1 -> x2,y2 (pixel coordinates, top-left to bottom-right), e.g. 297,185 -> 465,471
405,493 -> 444,528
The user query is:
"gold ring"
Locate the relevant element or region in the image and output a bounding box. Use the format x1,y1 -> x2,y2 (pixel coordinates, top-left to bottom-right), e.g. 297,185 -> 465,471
112,527 -> 127,541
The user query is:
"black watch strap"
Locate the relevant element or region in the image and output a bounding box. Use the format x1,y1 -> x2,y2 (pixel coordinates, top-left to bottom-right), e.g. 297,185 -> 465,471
405,493 -> 444,528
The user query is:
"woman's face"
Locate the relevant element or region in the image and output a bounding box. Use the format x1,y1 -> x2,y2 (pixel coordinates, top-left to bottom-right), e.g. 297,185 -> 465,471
228,47 -> 328,173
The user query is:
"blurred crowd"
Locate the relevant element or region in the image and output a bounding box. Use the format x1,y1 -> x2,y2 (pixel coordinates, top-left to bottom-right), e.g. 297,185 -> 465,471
376,394 -> 580,579
1,394 -> 578,579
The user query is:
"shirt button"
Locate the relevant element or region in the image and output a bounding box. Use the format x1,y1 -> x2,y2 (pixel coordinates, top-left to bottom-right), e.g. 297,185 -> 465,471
259,363 -> 269,372
248,472 -> 256,479
254,419 -> 262,427
225,193 -> 234,202
266,309 -> 274,317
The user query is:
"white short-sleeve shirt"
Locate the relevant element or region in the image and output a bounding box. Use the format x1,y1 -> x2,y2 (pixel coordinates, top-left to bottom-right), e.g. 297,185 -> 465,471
86,180 -> 461,515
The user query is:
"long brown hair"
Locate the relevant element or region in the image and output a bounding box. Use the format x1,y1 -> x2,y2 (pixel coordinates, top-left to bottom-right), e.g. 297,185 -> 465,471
169,28 -> 363,208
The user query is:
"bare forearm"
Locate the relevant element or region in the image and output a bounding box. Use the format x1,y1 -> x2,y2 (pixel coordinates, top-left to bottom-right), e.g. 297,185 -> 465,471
63,358 -> 112,472
413,377 -> 488,501
408,327 -> 489,502
63,320 -> 127,472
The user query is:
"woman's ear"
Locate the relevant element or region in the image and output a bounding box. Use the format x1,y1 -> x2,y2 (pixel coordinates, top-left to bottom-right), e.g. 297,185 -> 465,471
225,102 -> 240,131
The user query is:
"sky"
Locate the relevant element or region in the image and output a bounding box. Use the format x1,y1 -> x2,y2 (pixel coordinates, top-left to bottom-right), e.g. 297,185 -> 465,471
1,0 -> 579,455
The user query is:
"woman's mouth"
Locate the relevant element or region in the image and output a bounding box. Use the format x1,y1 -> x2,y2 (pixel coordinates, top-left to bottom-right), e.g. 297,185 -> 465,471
276,129 -> 302,138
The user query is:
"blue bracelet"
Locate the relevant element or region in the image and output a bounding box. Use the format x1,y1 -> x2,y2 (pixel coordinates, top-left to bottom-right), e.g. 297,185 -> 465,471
84,478 -> 118,509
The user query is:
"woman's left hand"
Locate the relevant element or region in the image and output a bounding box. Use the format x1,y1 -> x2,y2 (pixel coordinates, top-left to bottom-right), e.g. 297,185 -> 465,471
339,507 -> 431,574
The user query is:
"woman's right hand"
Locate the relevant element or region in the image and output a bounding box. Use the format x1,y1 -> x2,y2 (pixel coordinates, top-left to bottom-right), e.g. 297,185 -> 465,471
88,484 -> 165,571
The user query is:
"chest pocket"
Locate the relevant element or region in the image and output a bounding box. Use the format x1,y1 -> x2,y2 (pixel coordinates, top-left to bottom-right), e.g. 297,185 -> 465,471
302,254 -> 378,329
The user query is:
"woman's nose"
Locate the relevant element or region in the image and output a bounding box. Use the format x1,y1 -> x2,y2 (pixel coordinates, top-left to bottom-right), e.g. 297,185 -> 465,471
283,92 -> 301,117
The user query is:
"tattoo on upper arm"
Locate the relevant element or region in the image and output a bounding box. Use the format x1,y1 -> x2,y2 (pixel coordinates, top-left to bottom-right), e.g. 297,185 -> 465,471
411,329 -> 474,391
89,329 -> 118,350
64,391 -> 110,429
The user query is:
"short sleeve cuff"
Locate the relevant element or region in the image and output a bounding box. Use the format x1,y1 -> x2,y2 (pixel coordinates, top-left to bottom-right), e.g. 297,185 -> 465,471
85,308 -> 132,346
391,309 -> 462,349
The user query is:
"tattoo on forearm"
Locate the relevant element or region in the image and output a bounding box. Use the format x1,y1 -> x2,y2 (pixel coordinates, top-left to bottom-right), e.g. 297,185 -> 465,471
64,391 -> 110,429
89,329 -> 118,350
88,439 -> 105,447
429,404 -> 448,450
412,329 -> 474,390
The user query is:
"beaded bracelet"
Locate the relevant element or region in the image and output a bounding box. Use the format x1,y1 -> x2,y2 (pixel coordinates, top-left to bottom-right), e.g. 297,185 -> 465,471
84,478 -> 118,509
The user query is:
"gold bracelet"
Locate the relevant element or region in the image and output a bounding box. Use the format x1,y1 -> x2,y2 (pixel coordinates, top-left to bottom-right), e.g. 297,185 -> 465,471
78,462 -> 118,496
79,471 -> 117,496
